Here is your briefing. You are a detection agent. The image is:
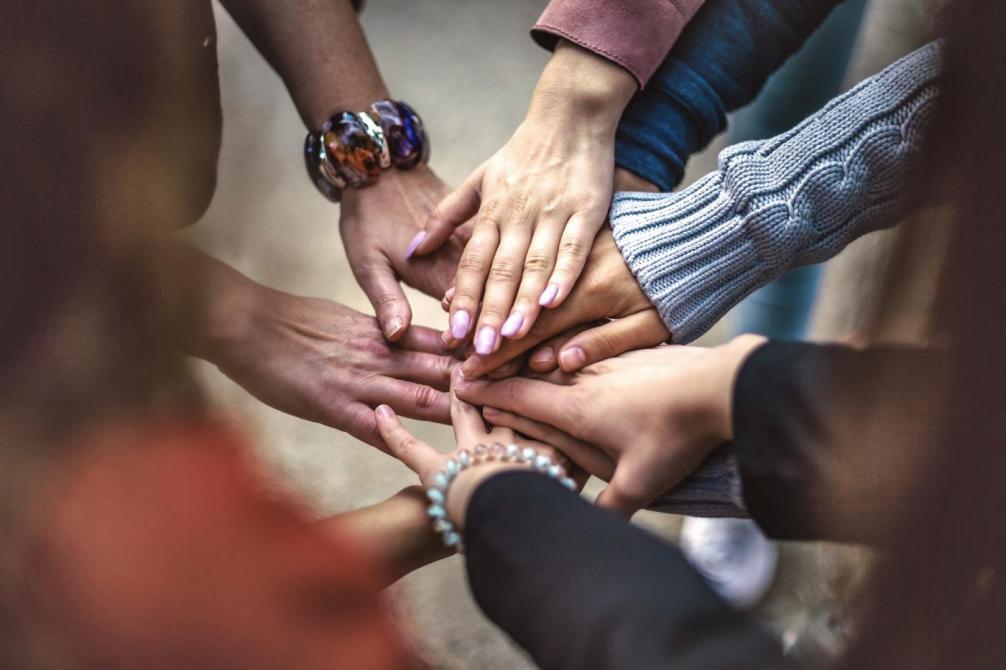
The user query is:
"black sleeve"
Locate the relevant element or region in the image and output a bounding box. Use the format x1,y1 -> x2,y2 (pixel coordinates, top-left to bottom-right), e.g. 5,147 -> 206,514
734,341 -> 949,544
464,471 -> 800,670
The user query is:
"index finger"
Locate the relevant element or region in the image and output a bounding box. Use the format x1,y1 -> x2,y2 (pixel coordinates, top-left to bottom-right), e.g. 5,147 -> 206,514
454,375 -> 578,437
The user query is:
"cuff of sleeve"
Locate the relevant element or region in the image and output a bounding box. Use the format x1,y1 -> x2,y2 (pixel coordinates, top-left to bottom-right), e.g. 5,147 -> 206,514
614,58 -> 727,192
530,0 -> 692,87
609,174 -> 780,343
732,340 -> 824,539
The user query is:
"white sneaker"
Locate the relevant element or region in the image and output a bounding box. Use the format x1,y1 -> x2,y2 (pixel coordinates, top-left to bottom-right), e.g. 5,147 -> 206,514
679,517 -> 778,609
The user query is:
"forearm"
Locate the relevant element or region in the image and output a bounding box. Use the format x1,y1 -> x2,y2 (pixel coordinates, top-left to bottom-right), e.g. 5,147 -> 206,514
734,341 -> 949,544
611,42 -> 942,343
615,0 -> 842,190
218,0 -> 387,127
323,487 -> 451,587
526,40 -> 637,134
464,471 -> 793,670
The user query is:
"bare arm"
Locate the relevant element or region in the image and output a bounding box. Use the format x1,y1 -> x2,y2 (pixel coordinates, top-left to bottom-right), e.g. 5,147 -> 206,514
218,0 -> 386,127
321,487 -> 452,587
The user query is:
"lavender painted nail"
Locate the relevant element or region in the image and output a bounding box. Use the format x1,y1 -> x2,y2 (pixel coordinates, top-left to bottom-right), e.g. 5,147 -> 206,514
475,326 -> 497,355
501,312 -> 524,337
450,310 -> 471,339
538,283 -> 559,306
405,230 -> 427,259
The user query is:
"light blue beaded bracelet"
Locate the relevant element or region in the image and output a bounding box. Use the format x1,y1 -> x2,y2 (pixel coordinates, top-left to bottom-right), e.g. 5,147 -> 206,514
426,442 -> 576,553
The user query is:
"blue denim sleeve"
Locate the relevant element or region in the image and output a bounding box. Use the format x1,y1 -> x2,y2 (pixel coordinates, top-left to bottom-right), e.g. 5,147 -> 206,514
615,0 -> 841,191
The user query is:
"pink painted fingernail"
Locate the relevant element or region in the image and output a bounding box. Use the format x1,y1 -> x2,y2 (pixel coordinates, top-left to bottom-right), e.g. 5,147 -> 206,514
538,283 -> 560,307
450,310 -> 471,339
376,404 -> 394,418
501,312 -> 524,337
559,346 -> 587,370
405,230 -> 427,259
475,326 -> 497,356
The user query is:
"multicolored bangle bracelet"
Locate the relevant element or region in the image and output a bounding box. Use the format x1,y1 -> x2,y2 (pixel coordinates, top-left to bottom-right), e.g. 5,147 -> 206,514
425,443 -> 576,553
304,99 -> 429,202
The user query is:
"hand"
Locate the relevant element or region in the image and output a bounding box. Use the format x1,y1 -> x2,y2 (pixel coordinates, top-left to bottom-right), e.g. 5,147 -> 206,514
340,166 -> 471,340
455,336 -> 768,515
410,41 -> 637,356
191,252 -> 455,448
373,371 -> 582,528
454,228 -> 670,378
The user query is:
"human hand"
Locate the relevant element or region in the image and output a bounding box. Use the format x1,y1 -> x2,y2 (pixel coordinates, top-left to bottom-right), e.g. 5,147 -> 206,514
410,42 -> 637,356
192,253 -> 455,448
456,336 -> 767,515
340,166 -> 471,340
450,228 -> 670,378
373,371 -> 584,528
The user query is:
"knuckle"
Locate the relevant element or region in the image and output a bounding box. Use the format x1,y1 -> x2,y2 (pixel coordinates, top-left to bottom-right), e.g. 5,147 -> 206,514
487,260 -> 519,284
458,254 -> 489,274
557,238 -> 587,263
413,385 -> 440,410
523,253 -> 553,275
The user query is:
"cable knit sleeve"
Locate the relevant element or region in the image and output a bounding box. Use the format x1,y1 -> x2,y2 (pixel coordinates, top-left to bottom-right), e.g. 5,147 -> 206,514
610,42 -> 942,343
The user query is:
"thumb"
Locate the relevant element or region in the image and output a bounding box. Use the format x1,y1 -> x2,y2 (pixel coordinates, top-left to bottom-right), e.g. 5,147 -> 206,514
374,405 -> 440,480
413,166 -> 484,256
557,310 -> 669,372
595,459 -> 651,518
355,256 -> 413,341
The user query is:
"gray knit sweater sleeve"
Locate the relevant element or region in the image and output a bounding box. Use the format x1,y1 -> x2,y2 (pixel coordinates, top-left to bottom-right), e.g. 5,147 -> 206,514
609,42 -> 942,343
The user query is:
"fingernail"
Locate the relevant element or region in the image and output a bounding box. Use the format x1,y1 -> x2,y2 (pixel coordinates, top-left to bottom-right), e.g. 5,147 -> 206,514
376,404 -> 394,418
530,346 -> 554,366
501,312 -> 524,337
384,317 -> 405,339
559,346 -> 586,370
405,230 -> 427,259
475,326 -> 497,356
538,283 -> 560,307
450,310 -> 471,339
482,406 -> 499,417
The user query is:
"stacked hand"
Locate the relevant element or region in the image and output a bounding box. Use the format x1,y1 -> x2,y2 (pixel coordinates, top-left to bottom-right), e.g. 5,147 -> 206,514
374,370 -> 583,528
446,228 -> 670,379
410,41 -> 638,357
454,337 -> 767,516
188,249 -> 456,449
340,166 -> 472,340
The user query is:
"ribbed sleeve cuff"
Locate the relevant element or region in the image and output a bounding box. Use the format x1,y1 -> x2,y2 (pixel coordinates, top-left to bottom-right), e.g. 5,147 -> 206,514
610,180 -> 776,343
531,0 -> 701,87
612,42 -> 943,343
615,57 -> 727,191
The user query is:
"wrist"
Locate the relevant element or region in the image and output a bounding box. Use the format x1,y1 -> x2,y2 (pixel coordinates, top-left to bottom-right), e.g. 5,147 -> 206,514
714,335 -> 769,440
527,40 -> 637,132
196,260 -> 272,364
613,167 -> 660,193
445,462 -> 529,528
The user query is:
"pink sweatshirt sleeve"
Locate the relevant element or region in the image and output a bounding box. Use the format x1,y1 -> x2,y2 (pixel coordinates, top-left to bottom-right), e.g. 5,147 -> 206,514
531,0 -> 706,87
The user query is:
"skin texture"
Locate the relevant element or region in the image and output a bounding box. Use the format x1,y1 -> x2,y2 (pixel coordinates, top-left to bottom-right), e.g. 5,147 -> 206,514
375,370 -> 581,528
220,0 -> 470,340
455,336 -> 768,516
452,228 -> 670,378
186,249 -> 456,449
340,167 -> 472,340
413,41 -> 638,355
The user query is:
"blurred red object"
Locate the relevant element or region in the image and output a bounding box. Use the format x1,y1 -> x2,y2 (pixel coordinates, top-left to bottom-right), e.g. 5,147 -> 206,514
21,420 -> 417,670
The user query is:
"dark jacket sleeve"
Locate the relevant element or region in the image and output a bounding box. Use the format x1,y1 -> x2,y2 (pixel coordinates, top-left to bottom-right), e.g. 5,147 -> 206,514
734,341 -> 949,544
615,0 -> 841,190
464,471 -> 799,670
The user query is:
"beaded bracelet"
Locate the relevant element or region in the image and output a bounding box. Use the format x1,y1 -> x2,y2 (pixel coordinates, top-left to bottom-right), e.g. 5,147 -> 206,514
426,443 -> 576,553
304,99 -> 429,202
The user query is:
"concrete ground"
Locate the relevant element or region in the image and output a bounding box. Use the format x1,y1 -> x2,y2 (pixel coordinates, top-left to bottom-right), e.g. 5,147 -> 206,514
189,1 -> 932,667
